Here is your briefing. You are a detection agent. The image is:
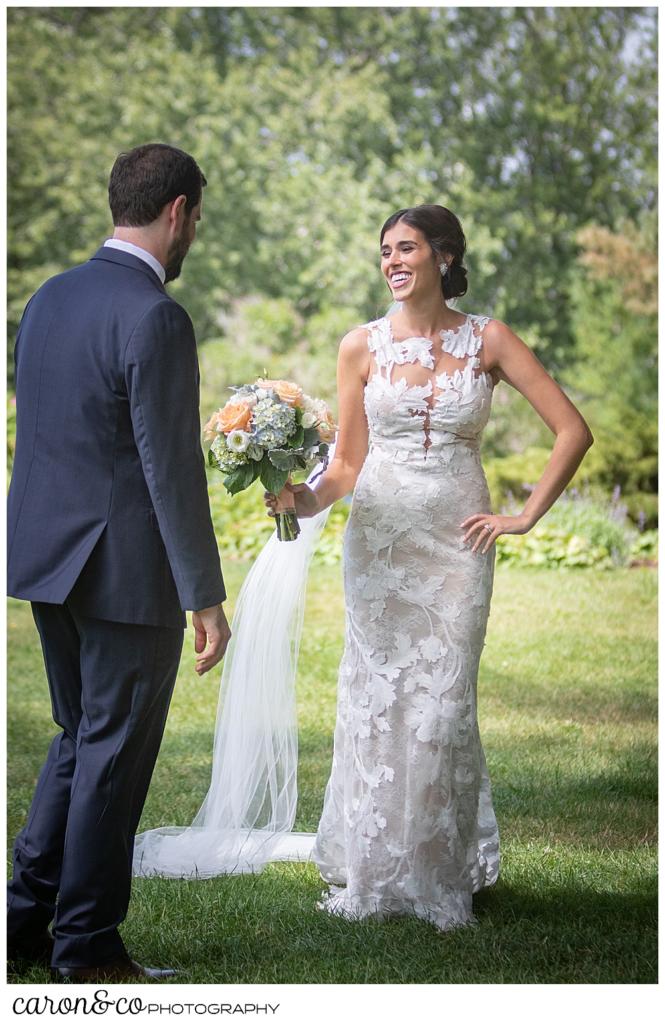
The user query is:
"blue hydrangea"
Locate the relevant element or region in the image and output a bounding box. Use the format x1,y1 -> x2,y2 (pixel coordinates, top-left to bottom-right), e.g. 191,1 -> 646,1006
250,397 -> 296,448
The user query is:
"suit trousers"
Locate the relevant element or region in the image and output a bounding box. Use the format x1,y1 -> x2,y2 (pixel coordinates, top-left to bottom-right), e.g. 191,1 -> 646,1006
7,600 -> 184,967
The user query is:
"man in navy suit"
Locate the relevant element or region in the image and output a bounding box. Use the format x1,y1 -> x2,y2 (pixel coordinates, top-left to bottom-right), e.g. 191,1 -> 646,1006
7,143 -> 231,981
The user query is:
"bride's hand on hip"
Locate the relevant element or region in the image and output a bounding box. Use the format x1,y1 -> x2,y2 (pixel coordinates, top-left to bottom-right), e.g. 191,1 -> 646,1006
460,512 -> 532,554
264,482 -> 321,519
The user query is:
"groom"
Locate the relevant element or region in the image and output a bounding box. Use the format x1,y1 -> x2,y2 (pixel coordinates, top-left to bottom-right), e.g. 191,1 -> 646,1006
7,143 -> 231,981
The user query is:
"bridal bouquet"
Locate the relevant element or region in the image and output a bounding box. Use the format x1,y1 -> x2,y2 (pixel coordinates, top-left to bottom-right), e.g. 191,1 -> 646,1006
204,379 -> 336,541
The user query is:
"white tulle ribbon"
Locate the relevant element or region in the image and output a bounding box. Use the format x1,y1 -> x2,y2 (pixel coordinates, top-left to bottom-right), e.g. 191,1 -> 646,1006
133,477 -> 331,878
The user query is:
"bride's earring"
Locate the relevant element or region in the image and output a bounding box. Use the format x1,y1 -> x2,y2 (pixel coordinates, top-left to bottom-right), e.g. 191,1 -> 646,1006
439,261 -> 450,277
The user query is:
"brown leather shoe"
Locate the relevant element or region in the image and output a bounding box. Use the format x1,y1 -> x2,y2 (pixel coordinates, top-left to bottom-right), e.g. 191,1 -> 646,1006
56,957 -> 176,982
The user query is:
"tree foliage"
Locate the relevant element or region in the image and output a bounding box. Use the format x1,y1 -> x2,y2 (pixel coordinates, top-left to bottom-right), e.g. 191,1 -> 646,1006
563,210 -> 657,523
7,6 -> 657,517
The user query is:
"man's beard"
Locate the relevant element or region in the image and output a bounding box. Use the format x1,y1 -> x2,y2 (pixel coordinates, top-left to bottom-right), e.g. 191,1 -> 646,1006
164,231 -> 191,283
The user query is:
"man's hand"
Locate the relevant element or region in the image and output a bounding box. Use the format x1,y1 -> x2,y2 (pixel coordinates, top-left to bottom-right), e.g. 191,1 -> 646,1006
191,604 -> 231,675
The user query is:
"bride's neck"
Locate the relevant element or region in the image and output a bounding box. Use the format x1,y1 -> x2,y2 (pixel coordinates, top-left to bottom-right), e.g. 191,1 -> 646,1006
396,294 -> 460,338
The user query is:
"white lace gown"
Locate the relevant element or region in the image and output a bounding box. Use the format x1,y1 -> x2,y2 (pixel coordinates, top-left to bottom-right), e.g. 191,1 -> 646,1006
312,313 -> 500,931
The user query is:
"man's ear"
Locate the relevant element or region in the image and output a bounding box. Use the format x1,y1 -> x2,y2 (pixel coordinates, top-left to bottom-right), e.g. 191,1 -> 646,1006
169,194 -> 188,227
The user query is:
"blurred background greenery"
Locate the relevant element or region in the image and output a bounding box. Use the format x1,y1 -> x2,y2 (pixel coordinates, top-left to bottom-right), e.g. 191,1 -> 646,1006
6,6 -> 657,568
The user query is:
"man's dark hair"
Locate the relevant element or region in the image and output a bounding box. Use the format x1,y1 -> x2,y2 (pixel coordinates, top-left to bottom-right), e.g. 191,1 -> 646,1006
108,143 -> 207,226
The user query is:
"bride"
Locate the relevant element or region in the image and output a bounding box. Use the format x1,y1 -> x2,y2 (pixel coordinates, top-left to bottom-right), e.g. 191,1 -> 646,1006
134,204 -> 593,931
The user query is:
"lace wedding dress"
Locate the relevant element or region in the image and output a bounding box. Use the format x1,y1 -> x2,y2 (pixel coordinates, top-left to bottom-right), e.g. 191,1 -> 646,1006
134,310 -> 499,934
311,312 -> 500,930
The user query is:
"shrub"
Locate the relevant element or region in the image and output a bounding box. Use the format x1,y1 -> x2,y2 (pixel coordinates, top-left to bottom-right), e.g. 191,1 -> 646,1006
485,443 -> 658,533
496,486 -> 657,569
485,447 -> 552,512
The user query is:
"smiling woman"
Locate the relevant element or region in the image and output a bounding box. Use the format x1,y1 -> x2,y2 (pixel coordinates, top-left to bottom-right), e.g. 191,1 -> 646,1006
380,204 -> 469,305
259,202 -> 594,929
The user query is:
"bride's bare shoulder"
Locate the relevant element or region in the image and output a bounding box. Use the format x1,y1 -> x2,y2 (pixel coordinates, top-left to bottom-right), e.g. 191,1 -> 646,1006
339,324 -> 371,351
334,323 -> 370,380
338,325 -> 371,371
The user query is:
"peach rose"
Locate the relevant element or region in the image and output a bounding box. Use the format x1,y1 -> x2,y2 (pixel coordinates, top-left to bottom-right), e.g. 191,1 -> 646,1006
317,410 -> 337,443
203,400 -> 253,440
256,378 -> 304,408
203,409 -> 223,441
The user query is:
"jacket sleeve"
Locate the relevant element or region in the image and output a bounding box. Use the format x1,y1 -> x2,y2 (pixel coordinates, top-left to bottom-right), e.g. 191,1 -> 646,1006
124,298 -> 226,611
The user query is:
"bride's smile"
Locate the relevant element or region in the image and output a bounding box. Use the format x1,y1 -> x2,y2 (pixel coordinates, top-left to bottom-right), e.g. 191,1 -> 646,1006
381,221 -> 446,301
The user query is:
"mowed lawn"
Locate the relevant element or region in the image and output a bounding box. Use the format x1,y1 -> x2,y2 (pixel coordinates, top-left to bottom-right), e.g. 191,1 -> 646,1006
6,563 -> 657,984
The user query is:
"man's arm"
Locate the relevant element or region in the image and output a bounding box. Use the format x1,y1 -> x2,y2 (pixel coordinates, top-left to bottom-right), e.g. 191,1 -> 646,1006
124,298 -> 227,612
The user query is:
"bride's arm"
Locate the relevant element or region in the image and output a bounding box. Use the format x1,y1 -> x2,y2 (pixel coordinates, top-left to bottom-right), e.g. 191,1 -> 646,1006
309,326 -> 370,513
481,319 -> 594,531
264,326 -> 370,518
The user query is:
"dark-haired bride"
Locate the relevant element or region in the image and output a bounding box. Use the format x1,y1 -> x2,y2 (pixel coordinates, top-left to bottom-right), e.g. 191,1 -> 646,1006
136,204 -> 593,933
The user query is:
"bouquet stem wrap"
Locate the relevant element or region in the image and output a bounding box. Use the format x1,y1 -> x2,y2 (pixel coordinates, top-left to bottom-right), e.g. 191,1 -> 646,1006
273,480 -> 300,541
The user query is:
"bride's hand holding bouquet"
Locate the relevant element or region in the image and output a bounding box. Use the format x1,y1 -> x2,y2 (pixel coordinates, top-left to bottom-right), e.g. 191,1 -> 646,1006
205,378 -> 335,541
264,479 -> 321,521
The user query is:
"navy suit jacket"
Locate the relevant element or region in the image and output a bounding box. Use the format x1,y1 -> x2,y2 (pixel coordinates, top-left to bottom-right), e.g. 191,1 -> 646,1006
7,246 -> 226,627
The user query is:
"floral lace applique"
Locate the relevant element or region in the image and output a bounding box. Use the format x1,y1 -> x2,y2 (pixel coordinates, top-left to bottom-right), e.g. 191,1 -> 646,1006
392,337 -> 435,369
312,310 -> 499,933
440,315 -> 491,360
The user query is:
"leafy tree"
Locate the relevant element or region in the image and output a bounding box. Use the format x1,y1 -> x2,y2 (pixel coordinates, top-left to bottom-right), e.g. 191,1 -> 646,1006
9,7 -> 656,358
563,211 -> 657,524
166,6 -> 657,365
7,7 -> 393,353
7,5 -> 656,517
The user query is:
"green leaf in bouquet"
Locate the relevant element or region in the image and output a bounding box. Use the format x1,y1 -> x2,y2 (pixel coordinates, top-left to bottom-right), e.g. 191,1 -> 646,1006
267,448 -> 300,471
223,461 -> 259,495
287,424 -> 305,449
290,458 -> 312,484
302,426 -> 321,449
208,448 -> 219,469
260,457 -> 289,494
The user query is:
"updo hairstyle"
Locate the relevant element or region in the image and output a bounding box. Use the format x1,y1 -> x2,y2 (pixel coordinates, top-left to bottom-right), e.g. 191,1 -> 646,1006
380,204 -> 468,300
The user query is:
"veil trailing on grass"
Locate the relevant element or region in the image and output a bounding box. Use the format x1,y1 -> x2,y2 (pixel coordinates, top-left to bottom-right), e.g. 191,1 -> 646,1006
133,482 -> 332,879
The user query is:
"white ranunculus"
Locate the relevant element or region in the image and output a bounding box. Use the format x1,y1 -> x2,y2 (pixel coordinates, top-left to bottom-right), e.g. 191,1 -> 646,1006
301,411 -> 317,429
255,388 -> 268,401
228,391 -> 256,407
312,398 -> 329,421
227,429 -> 251,453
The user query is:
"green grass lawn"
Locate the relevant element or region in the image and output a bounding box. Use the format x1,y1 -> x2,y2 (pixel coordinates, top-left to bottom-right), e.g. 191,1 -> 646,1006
6,564 -> 657,984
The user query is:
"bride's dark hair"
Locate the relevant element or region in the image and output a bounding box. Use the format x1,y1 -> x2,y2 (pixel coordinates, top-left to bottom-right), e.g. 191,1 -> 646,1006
380,205 -> 468,300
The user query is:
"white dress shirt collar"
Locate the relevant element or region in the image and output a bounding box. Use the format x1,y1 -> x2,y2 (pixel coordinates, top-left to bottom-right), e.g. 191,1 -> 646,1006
103,238 -> 166,284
